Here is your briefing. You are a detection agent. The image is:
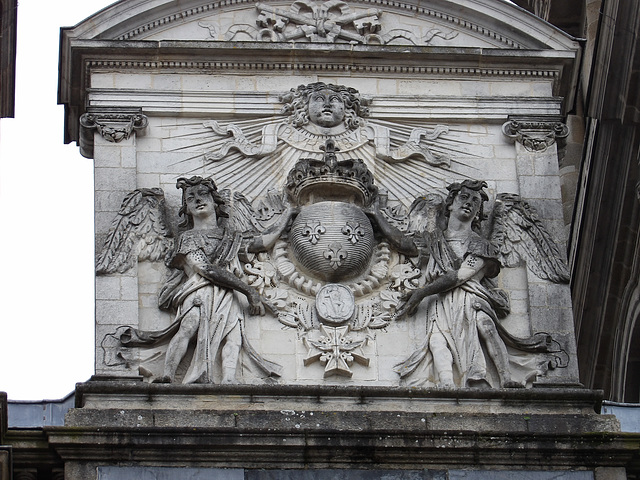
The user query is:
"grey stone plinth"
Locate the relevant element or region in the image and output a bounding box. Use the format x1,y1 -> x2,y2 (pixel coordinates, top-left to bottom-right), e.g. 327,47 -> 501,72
44,382 -> 640,478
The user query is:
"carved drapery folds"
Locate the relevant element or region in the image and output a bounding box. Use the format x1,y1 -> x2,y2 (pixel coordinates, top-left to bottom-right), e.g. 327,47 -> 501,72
79,109 -> 148,158
502,117 -> 569,152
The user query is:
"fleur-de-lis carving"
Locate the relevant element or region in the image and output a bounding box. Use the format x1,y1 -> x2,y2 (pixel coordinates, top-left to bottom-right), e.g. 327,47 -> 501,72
342,222 -> 366,244
323,242 -> 347,269
301,221 -> 326,245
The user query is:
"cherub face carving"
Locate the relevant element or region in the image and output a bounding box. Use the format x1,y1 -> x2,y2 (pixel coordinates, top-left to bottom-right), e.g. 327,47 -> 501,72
308,89 -> 346,128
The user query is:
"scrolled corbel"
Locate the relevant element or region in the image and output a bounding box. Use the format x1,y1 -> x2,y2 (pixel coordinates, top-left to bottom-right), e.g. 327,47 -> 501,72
502,117 -> 569,153
79,108 -> 149,158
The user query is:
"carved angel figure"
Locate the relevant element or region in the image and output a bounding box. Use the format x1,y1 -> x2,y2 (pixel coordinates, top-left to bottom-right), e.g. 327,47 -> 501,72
97,176 -> 295,384
369,180 -> 568,388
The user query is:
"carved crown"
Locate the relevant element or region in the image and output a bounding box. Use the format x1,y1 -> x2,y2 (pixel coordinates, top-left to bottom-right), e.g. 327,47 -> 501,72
285,140 -> 378,206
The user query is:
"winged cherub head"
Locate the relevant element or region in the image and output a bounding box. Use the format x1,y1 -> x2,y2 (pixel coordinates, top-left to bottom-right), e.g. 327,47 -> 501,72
279,82 -> 370,132
445,180 -> 489,232
176,176 -> 228,229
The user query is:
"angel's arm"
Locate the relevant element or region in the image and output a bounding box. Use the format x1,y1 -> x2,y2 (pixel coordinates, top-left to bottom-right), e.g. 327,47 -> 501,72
246,206 -> 298,253
366,206 -> 418,256
395,254 -> 486,318
183,249 -> 277,316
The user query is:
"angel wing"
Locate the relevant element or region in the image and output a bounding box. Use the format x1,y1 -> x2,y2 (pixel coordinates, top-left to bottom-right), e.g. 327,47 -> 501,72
489,193 -> 570,283
96,188 -> 173,274
219,188 -> 288,234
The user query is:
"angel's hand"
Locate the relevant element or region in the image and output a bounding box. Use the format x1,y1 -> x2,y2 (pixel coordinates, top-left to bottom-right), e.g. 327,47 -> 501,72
248,291 -> 279,317
395,290 -> 424,318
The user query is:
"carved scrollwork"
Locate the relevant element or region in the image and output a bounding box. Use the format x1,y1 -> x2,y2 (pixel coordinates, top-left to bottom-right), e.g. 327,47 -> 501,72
209,0 -> 460,45
502,118 -> 569,152
80,111 -> 148,143
79,109 -> 149,158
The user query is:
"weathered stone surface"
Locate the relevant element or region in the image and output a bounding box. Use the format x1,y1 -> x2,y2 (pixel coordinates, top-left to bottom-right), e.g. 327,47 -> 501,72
38,0 -> 640,478
45,383 -> 635,477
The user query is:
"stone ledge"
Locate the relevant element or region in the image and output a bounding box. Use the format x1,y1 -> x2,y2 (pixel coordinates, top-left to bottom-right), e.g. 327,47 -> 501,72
39,382 -> 638,474
46,425 -> 639,470
75,380 -> 600,411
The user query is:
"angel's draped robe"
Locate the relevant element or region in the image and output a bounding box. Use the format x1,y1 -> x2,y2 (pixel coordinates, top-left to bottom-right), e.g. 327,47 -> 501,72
395,232 -> 554,387
120,228 -> 281,383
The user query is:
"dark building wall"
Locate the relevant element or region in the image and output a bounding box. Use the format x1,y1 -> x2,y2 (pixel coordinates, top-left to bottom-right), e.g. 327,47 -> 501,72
570,0 -> 640,402
0,0 -> 17,118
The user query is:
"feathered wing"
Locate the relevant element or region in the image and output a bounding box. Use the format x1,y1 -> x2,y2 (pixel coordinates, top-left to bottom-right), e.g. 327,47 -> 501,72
489,193 -> 570,283
221,188 -> 288,234
96,188 -> 173,274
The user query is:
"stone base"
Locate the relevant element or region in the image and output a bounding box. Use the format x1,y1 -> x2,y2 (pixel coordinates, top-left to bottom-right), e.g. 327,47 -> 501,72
43,381 -> 640,478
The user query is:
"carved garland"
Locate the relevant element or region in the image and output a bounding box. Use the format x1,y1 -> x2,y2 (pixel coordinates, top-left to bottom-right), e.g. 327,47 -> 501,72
80,112 -> 149,143
79,110 -> 149,158
272,239 -> 391,297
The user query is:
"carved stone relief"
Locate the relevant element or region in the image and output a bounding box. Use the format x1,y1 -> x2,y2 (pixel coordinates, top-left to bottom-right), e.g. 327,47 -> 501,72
202,0 -> 459,45
79,110 -> 149,158
98,82 -> 571,388
502,118 -> 569,152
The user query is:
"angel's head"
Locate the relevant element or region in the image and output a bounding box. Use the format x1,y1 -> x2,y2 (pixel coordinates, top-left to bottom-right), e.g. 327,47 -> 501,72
279,82 -> 370,130
445,180 -> 489,231
176,176 -> 228,229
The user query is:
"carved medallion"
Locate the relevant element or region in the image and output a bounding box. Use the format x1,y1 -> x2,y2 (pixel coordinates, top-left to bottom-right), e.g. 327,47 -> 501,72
315,284 -> 356,325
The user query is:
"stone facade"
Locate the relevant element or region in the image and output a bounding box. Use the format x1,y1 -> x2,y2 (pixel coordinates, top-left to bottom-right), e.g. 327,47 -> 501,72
2,0 -> 634,478
63,0 -> 583,391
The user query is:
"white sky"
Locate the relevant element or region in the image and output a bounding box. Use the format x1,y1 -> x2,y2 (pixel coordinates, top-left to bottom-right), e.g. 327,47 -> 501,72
0,1 -> 116,400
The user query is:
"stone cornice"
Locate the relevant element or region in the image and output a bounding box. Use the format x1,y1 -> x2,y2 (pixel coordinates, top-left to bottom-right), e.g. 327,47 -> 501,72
61,0 -> 581,51
41,382 -> 640,471
85,58 -> 562,79
58,40 -> 577,145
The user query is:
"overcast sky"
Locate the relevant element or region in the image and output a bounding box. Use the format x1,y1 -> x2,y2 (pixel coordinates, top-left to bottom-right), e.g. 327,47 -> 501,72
0,1 -> 116,400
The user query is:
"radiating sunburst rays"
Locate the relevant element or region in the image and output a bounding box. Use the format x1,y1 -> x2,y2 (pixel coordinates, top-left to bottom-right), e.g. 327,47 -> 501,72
161,116 -> 482,205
